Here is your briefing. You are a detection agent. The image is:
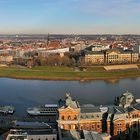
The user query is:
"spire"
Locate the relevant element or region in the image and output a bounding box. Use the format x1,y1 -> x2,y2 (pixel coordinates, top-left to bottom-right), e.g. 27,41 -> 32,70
47,33 -> 50,45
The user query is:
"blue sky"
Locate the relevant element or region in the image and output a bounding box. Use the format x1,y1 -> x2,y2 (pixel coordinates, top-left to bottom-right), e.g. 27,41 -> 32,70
0,0 -> 140,34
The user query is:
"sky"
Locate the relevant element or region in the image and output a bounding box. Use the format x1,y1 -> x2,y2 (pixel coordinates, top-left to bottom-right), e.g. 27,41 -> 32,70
0,0 -> 140,34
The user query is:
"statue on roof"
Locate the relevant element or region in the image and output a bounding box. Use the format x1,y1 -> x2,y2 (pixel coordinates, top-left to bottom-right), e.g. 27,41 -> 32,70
66,93 -> 70,98
118,91 -> 136,108
65,93 -> 72,106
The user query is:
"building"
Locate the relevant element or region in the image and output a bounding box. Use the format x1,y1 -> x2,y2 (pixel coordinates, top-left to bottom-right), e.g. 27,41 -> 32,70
59,129 -> 110,140
85,48 -> 139,65
3,121 -> 57,140
57,92 -> 140,140
85,51 -> 105,64
0,54 -> 13,64
39,47 -> 69,57
5,129 -> 57,140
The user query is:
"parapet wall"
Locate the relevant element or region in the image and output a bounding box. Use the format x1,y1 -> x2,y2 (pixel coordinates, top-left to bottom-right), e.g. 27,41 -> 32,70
104,64 -> 138,71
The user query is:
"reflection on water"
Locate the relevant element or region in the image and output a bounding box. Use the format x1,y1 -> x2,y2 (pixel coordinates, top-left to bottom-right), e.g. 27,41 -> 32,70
105,79 -> 120,84
0,78 -> 140,116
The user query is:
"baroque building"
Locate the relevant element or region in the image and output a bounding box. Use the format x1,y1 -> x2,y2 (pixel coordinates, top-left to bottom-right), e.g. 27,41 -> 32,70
57,92 -> 140,140
85,49 -> 139,64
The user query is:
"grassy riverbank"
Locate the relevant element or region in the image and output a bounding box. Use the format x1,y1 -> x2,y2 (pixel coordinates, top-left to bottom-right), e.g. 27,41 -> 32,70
0,65 -> 140,80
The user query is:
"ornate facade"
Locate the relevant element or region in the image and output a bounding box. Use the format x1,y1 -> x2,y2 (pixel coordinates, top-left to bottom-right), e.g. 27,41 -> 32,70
85,49 -> 139,64
58,92 -> 140,140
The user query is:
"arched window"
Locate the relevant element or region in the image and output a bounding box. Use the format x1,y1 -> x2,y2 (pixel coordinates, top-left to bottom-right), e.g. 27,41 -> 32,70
81,126 -> 83,129
126,123 -> 129,128
61,116 -> 64,120
68,125 -> 71,129
68,115 -> 71,120
117,129 -> 122,135
97,123 -> 100,129
97,114 -> 99,118
74,115 -> 77,120
75,125 -> 78,129
92,124 -> 95,129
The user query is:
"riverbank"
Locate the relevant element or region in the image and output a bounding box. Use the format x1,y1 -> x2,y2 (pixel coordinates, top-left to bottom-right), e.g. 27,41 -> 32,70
0,65 -> 140,80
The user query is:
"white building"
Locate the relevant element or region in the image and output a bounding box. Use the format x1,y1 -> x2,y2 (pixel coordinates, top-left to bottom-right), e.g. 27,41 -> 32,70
39,47 -> 69,57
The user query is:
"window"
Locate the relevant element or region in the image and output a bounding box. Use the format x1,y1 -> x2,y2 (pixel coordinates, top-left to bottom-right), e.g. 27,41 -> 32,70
81,126 -> 83,129
92,124 -> 95,129
68,125 -> 71,129
86,124 -> 89,129
74,115 -> 77,120
133,121 -> 138,128
117,129 -> 122,135
126,123 -> 129,128
61,116 -> 64,120
68,115 -> 71,120
97,124 -> 100,129
75,125 -> 78,129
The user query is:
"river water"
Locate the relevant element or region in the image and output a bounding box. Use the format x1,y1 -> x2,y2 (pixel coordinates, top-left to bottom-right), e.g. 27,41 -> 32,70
0,78 -> 140,116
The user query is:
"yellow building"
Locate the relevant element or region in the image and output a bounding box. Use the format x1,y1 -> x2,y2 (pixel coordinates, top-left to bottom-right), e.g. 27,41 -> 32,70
85,49 -> 139,65
85,52 -> 104,64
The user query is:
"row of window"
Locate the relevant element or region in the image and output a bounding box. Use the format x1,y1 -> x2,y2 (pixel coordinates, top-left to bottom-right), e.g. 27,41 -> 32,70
81,124 -> 100,129
10,138 -> 56,140
80,114 -> 100,119
61,123 -> 101,130
86,58 -> 137,61
86,55 -> 138,59
61,115 -> 77,120
132,114 -> 139,118
117,123 -> 122,126
30,138 -> 55,140
108,55 -> 119,59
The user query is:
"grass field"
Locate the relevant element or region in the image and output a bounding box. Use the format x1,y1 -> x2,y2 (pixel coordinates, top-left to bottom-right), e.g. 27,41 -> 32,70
0,66 -> 139,80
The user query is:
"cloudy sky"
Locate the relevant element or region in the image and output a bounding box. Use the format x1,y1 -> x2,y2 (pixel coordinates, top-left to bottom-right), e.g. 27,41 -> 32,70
0,0 -> 140,34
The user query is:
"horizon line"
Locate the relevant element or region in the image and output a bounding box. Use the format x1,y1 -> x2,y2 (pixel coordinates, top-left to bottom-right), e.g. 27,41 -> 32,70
0,33 -> 140,36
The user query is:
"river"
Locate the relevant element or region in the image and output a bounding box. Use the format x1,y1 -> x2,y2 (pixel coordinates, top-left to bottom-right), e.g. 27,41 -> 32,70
0,78 -> 140,116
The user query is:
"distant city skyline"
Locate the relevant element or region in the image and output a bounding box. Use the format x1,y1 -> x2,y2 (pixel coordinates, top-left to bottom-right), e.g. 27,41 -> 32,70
0,0 -> 140,34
